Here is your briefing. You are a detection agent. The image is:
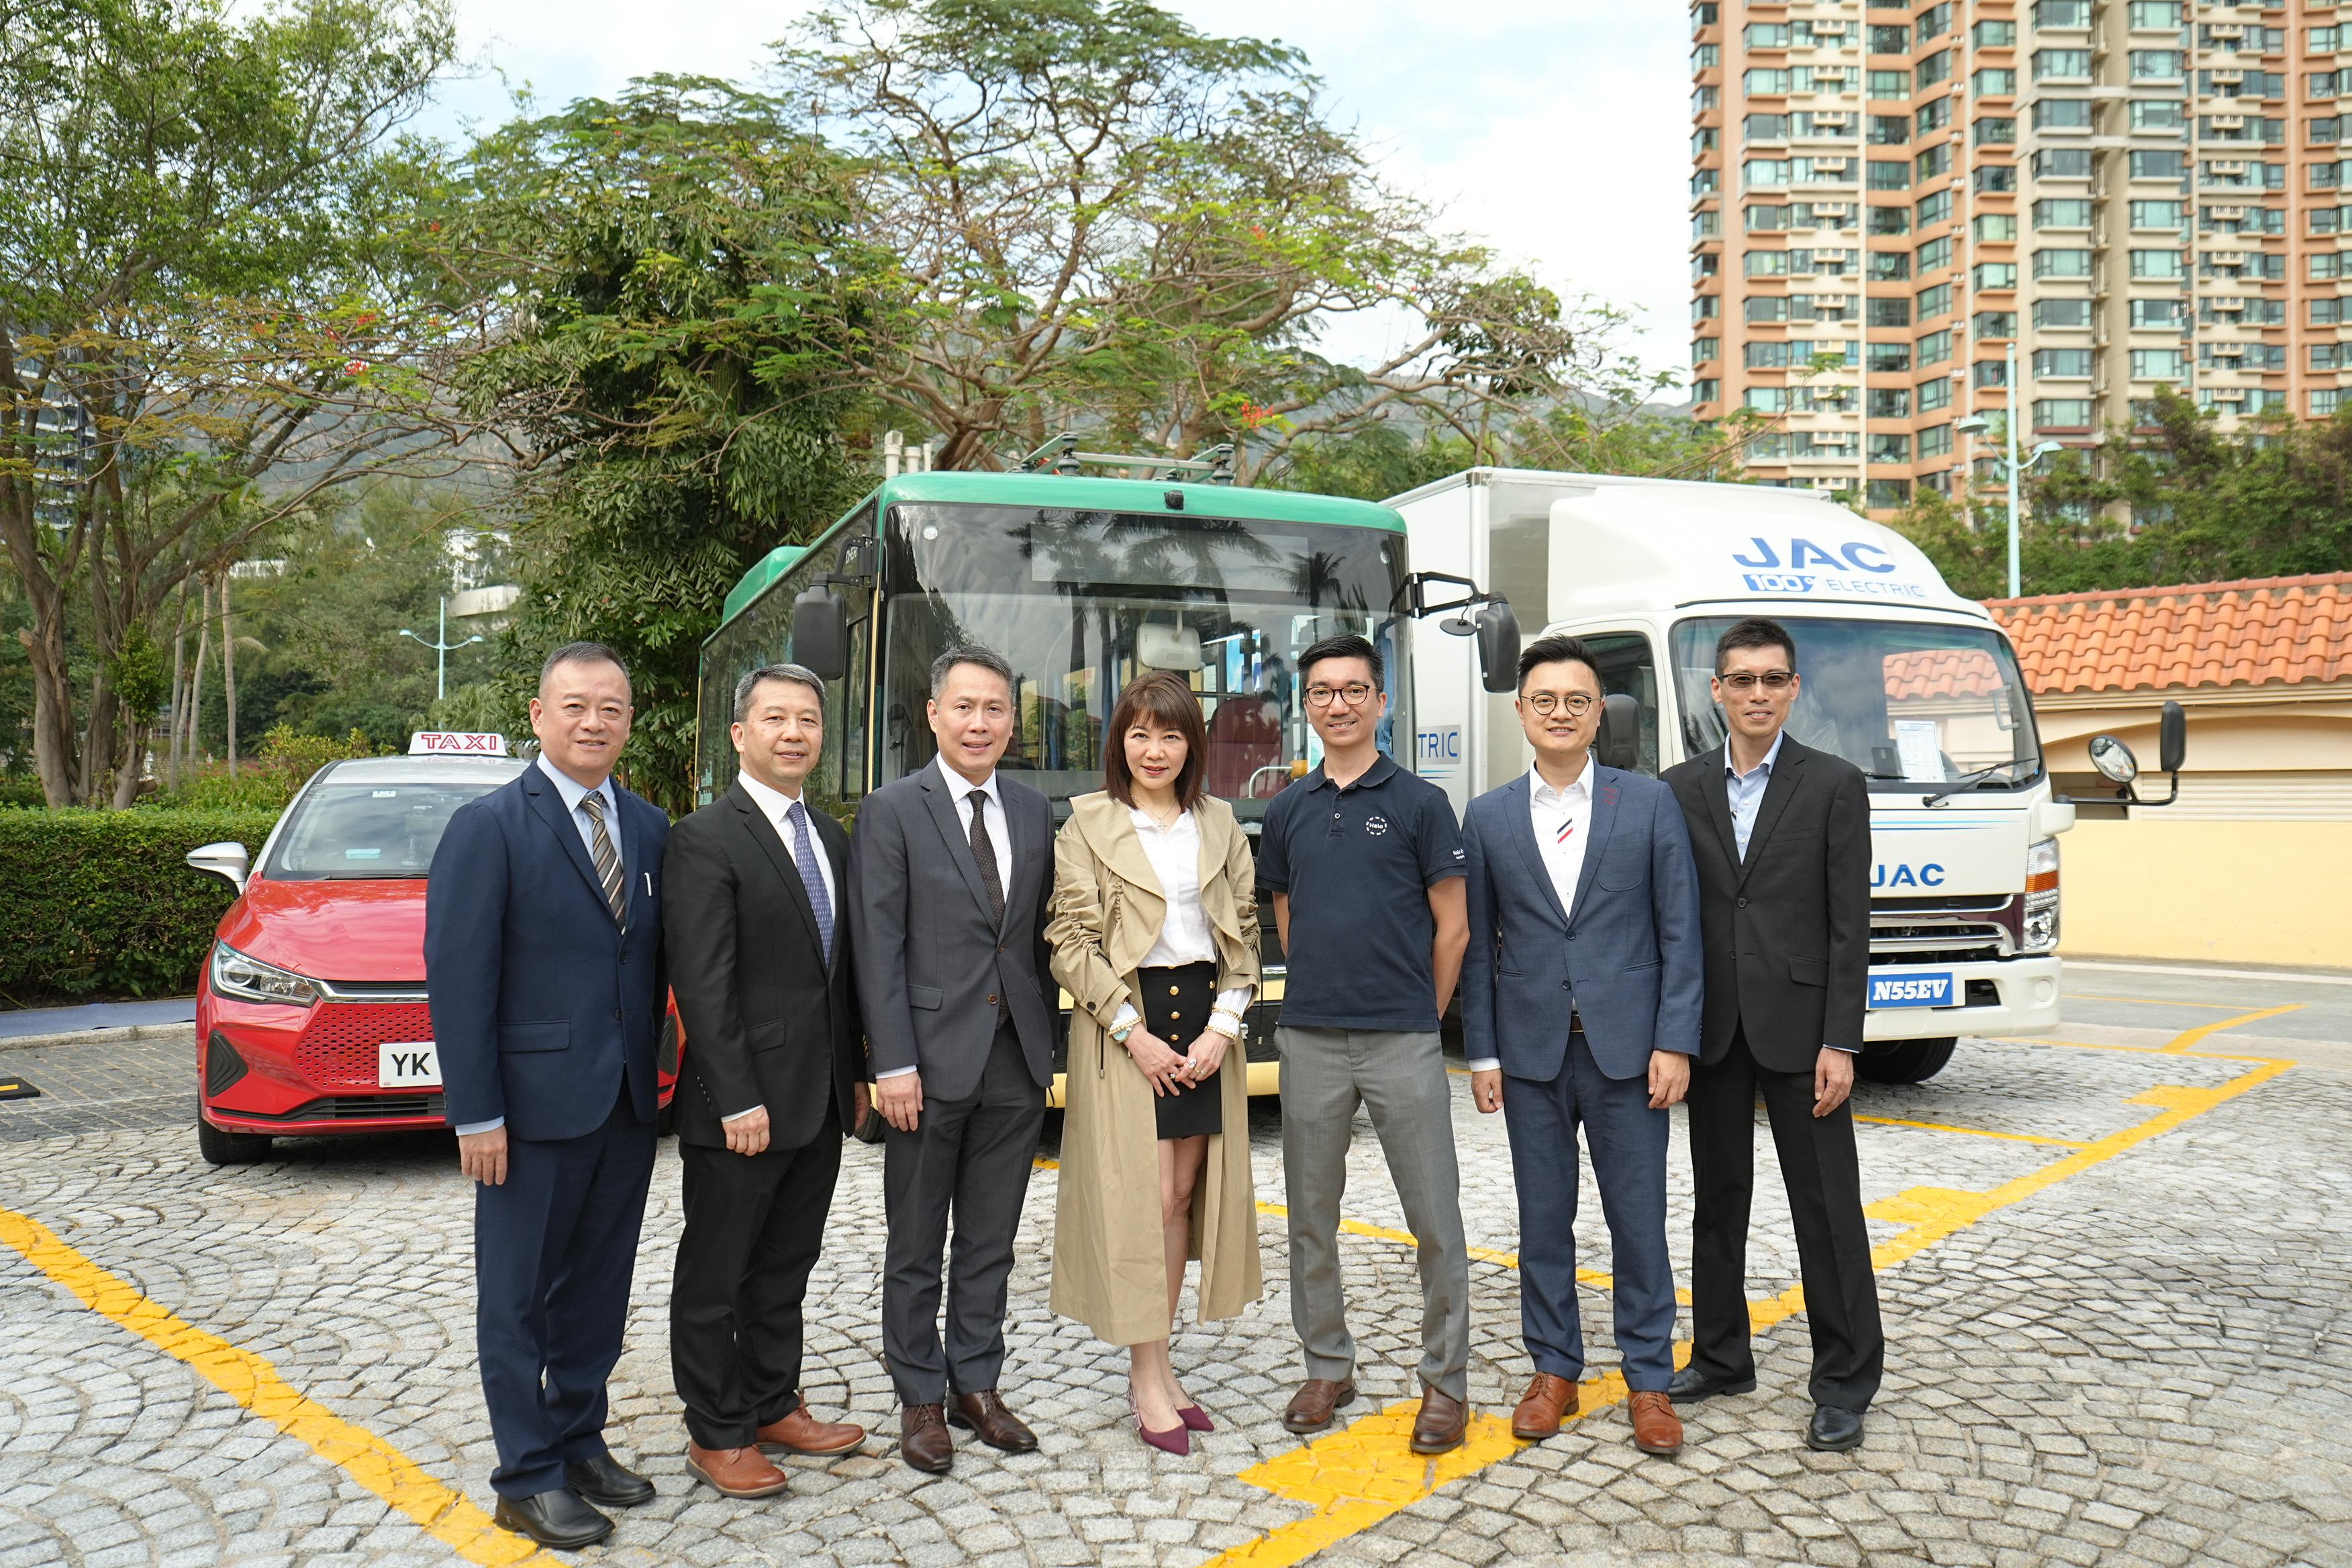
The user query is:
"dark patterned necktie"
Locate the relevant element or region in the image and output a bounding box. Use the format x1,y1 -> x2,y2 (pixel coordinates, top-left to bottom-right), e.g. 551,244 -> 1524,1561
581,792 -> 626,926
968,790 -> 1006,927
788,800 -> 835,967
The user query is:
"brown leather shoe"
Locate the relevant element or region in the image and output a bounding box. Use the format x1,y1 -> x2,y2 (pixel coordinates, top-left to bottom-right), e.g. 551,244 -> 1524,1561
756,1404 -> 867,1456
947,1389 -> 1038,1454
1510,1372 -> 1581,1440
899,1403 -> 953,1473
685,1442 -> 789,1498
1281,1377 -> 1358,1434
1410,1383 -> 1469,1456
1628,1390 -> 1683,1457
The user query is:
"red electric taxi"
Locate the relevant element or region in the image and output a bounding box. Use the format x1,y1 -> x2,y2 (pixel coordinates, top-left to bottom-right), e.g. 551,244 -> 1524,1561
187,738 -> 677,1164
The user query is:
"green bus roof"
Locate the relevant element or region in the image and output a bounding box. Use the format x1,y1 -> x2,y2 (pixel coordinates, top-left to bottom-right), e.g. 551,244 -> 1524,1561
714,470 -> 1408,632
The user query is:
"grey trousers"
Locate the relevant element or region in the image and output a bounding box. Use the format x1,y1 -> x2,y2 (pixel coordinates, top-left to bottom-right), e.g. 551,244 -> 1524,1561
1278,1026 -> 1471,1401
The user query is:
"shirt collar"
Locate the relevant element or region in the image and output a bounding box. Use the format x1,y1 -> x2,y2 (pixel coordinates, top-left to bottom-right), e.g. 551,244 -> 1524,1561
1725,729 -> 1787,783
1528,758 -> 1594,807
935,754 -> 1001,807
537,752 -> 614,816
737,769 -> 807,824
1306,752 -> 1397,793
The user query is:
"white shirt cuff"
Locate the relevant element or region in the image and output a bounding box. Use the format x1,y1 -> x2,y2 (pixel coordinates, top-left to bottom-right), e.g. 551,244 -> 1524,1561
720,1106 -> 763,1122
1212,985 -> 1254,1018
1110,1003 -> 1140,1033
1826,1042 -> 1859,1054
454,1117 -> 504,1136
1464,1058 -> 1500,1073
875,1065 -> 918,1079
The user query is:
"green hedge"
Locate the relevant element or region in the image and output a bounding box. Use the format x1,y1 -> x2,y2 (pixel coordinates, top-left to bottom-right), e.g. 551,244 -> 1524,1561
0,807 -> 283,1003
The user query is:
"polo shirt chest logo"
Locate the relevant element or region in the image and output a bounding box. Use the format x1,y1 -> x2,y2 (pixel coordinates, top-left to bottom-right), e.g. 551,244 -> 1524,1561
1365,815 -> 1389,836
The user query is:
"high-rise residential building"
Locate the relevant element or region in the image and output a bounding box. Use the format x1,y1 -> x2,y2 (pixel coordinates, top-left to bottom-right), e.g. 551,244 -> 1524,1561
1689,0 -> 2345,517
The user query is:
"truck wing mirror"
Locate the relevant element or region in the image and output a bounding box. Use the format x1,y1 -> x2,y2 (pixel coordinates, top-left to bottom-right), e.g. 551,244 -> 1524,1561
1475,599 -> 1521,695
1598,692 -> 1641,773
2088,734 -> 2138,785
791,587 -> 848,681
2159,698 -> 2186,775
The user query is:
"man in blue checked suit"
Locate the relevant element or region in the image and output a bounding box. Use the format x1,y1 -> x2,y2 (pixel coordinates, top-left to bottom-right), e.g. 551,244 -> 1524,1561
1461,635 -> 1703,1458
426,642 -> 669,1551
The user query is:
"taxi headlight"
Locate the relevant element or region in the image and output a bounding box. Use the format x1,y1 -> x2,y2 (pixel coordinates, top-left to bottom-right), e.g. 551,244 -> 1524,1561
209,941 -> 321,1007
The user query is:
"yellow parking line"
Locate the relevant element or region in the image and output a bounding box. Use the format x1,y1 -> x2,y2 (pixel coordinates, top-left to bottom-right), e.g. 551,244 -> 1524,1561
2157,1002 -> 2304,1054
1199,1043 -> 2296,1568
0,1207 -> 552,1567
1851,1114 -> 2084,1148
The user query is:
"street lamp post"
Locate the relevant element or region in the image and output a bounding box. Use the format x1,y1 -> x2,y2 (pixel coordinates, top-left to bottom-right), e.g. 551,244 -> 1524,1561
399,596 -> 485,701
1957,346 -> 2066,599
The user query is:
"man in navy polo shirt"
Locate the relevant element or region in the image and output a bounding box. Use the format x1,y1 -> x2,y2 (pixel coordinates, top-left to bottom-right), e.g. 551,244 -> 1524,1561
1259,634 -> 1475,1456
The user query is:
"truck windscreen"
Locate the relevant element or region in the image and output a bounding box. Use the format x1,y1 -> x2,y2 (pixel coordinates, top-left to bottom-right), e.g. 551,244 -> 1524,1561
1669,616 -> 2043,791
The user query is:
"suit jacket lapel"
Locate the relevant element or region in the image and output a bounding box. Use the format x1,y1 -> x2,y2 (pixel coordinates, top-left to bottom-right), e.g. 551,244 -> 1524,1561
731,782 -> 825,965
1502,773 -> 1568,928
819,813 -> 852,977
525,769 -> 616,921
1736,740 -> 1808,889
1567,768 -> 1620,924
1697,746 -> 1741,872
922,765 -> 999,926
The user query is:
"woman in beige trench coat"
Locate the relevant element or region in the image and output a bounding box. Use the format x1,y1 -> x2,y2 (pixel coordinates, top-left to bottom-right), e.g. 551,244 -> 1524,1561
1047,672 -> 1263,1455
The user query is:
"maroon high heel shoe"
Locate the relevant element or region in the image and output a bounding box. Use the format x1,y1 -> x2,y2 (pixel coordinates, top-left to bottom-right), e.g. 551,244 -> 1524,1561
1128,1390 -> 1190,1456
1174,1402 -> 1214,1433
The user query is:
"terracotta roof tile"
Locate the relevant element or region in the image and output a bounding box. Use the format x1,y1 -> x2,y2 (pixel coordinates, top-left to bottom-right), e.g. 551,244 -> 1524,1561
1983,571 -> 2352,695
1883,648 -> 2006,700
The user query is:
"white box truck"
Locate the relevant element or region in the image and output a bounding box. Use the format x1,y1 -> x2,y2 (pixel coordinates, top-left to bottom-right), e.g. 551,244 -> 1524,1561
1391,468 -> 2135,1085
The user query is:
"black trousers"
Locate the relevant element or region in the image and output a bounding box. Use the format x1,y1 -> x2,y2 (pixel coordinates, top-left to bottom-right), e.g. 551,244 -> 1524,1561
881,1026 -> 1045,1406
1685,1022 -> 1883,1413
476,1085 -> 657,1498
669,1107 -> 842,1449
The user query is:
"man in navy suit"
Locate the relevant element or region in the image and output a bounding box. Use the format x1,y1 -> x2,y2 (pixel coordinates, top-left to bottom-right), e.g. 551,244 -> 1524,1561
427,642 -> 669,1550
1461,634 -> 1703,1457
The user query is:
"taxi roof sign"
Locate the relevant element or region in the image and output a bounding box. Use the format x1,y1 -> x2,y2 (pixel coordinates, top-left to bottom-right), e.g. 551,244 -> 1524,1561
409,730 -> 510,756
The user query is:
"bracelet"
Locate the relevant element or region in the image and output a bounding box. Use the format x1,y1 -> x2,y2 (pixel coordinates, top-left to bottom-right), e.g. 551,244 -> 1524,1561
1206,1012 -> 1244,1042
1109,1021 -> 1136,1045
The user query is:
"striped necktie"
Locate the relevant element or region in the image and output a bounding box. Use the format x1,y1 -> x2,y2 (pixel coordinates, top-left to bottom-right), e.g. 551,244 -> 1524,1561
580,791 -> 627,926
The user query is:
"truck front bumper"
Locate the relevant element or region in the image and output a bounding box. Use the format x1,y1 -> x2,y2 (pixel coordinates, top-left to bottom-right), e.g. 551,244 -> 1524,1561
1863,954 -> 2064,1041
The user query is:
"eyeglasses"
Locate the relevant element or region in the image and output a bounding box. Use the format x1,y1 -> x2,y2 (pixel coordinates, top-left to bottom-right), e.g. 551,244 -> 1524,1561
1304,682 -> 1377,709
1520,691 -> 1596,717
1718,671 -> 1796,693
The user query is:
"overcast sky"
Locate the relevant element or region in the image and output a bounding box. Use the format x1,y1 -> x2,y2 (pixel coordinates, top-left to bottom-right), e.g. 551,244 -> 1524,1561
417,1 -> 1692,381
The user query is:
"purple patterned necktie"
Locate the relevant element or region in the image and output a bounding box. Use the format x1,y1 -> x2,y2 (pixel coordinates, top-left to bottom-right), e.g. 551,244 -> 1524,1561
788,800 -> 834,967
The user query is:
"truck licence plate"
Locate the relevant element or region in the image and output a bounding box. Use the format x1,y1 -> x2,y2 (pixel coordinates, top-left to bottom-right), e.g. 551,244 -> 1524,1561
1867,971 -> 1955,1010
379,1040 -> 442,1088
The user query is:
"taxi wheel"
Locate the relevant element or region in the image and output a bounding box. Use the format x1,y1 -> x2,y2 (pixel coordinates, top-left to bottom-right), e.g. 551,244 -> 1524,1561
1855,1038 -> 1957,1085
196,1116 -> 273,1166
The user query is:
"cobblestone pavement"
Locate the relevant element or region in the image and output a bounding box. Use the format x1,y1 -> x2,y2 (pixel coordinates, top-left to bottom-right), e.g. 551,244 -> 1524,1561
3,970 -> 2350,1567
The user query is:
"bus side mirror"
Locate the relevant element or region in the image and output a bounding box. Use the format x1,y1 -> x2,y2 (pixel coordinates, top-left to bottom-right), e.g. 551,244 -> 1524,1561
2159,699 -> 2186,775
791,587 -> 848,681
1475,599 -> 1521,695
1598,693 -> 1641,773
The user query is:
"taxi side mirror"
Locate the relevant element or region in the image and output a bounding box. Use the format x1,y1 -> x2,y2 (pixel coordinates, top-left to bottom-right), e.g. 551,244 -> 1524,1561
186,841 -> 250,893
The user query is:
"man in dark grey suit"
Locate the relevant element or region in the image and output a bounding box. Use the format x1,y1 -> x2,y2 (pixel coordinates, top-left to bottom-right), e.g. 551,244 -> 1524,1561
848,645 -> 1055,1475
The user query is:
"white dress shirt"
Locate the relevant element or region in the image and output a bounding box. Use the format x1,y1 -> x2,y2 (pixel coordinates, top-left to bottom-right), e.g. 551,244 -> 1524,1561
1108,805 -> 1253,1037
456,756 -> 625,1138
1465,759 -> 1594,1075
877,756 -> 1015,1079
722,771 -> 840,1120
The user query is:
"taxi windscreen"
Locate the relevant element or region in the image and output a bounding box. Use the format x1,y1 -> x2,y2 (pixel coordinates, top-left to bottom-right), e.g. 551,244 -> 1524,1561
264,781 -> 505,880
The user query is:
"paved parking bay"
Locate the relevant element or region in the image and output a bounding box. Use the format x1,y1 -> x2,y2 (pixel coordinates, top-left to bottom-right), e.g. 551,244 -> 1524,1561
3,962 -> 2349,1568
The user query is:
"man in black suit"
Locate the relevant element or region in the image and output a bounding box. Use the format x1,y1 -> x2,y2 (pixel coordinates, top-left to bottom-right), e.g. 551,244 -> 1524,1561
1661,616 -> 1883,1453
665,663 -> 871,1500
848,645 -> 1056,1475
427,643 -> 667,1549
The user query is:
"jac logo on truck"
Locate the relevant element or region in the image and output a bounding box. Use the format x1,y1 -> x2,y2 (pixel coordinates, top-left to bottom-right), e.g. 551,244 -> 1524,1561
1732,536 -> 1929,601
1873,861 -> 1946,888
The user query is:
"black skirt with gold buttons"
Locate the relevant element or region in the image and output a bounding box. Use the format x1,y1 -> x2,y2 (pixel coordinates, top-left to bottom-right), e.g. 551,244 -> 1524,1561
1137,961 -> 1222,1139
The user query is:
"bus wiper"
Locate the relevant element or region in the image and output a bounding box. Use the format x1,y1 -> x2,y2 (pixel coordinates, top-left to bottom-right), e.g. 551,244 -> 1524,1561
1921,757 -> 2032,807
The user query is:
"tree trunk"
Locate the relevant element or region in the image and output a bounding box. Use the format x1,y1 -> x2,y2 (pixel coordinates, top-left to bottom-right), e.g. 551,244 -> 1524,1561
222,571 -> 238,777
186,577 -> 213,767
111,722 -> 148,809
167,602 -> 187,791
17,608 -> 78,809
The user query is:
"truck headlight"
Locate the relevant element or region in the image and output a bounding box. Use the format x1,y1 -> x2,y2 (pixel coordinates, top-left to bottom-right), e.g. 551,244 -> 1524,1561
2022,837 -> 2059,952
209,941 -> 321,1007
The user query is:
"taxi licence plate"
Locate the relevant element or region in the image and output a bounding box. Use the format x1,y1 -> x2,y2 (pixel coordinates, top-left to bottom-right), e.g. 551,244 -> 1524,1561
1867,971 -> 1955,1010
379,1040 -> 442,1089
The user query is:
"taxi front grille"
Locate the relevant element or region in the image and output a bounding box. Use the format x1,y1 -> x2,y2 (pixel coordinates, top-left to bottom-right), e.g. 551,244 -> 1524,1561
236,1092 -> 446,1123
293,1002 -> 435,1089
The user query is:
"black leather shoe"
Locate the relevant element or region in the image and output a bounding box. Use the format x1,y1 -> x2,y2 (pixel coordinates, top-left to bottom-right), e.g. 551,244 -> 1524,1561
565,1453 -> 656,1508
1668,1365 -> 1758,1402
493,1488 -> 612,1549
1806,1404 -> 1865,1452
